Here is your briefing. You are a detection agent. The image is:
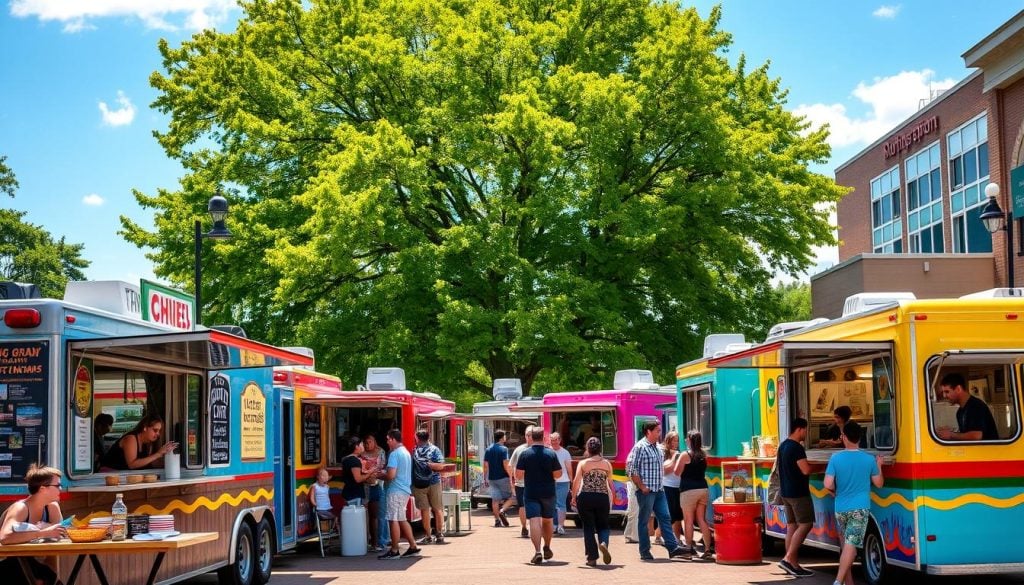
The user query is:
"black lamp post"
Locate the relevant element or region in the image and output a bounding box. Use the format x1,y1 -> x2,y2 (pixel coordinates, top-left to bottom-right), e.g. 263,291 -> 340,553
194,188 -> 232,329
979,182 -> 1014,288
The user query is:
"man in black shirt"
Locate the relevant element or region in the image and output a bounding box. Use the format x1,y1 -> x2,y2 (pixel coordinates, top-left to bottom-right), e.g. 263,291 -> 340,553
516,427 -> 562,565
937,373 -> 999,441
777,418 -> 814,577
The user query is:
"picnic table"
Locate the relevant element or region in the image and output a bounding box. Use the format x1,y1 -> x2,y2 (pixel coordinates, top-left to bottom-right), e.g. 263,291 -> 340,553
0,531 -> 218,585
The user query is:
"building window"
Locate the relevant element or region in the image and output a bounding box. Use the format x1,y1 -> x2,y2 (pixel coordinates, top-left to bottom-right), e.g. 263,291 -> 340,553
870,166 -> 902,253
948,113 -> 991,253
906,142 -> 944,253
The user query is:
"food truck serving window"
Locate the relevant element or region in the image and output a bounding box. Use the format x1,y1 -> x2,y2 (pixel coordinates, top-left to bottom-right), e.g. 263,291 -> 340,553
330,407 -> 402,465
682,384 -> 713,449
925,353 -> 1022,444
552,411 -> 616,457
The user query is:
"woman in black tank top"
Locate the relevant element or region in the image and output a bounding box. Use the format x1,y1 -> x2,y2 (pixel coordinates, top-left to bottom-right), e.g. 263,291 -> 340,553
100,413 -> 177,470
673,430 -> 714,558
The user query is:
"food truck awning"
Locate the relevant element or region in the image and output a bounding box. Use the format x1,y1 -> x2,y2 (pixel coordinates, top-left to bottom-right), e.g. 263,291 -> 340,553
462,412 -> 542,420
510,402 -> 618,413
69,330 -> 314,370
300,396 -> 407,409
707,341 -> 893,371
416,409 -> 456,419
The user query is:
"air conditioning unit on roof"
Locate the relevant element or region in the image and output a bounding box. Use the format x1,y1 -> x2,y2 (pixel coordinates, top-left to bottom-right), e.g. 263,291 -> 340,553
959,288 -> 1024,299
765,318 -> 829,341
842,292 -> 916,317
702,334 -> 745,359
613,369 -> 658,390
492,378 -> 523,401
366,367 -> 406,391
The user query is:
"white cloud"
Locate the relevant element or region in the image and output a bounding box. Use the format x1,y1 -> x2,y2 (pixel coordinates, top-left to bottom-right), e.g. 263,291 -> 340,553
9,0 -> 236,32
873,5 -> 901,19
98,91 -> 136,127
82,194 -> 105,206
794,69 -> 956,149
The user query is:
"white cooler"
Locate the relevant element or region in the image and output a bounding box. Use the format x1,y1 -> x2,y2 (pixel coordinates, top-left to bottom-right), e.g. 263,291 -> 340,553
341,505 -> 367,556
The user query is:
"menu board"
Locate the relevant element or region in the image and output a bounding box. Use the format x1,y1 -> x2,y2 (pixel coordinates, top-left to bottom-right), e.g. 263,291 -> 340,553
301,404 -> 321,465
209,374 -> 231,465
0,341 -> 49,480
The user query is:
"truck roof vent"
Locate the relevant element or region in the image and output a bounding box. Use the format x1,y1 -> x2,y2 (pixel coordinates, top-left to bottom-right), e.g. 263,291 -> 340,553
282,346 -> 315,370
0,281 -> 42,300
366,367 -> 406,391
211,325 -> 247,338
765,318 -> 829,341
712,342 -> 754,358
841,292 -> 916,317
959,288 -> 1024,299
702,334 -> 745,358
492,378 -> 523,401
613,369 -> 659,390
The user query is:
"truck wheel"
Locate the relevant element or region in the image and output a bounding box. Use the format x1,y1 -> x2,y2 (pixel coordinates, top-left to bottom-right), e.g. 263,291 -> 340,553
254,518 -> 274,585
862,525 -> 888,585
218,521 -> 255,585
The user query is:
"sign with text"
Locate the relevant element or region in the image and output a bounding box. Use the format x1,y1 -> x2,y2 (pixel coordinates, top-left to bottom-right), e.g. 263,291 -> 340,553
141,279 -> 195,331
301,404 -> 321,465
240,382 -> 266,461
209,375 -> 230,465
1012,164 -> 1024,218
71,358 -> 94,474
0,341 -> 49,480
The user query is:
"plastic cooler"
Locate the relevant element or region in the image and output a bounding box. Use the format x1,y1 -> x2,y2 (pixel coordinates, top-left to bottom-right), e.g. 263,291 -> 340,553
341,505 -> 367,556
712,498 -> 763,565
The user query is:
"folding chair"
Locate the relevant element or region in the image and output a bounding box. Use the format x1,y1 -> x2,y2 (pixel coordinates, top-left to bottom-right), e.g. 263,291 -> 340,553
314,509 -> 340,557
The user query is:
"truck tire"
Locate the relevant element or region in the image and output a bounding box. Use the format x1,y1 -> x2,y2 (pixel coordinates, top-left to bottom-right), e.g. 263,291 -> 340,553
862,524 -> 888,585
218,521 -> 255,585
254,518 -> 274,585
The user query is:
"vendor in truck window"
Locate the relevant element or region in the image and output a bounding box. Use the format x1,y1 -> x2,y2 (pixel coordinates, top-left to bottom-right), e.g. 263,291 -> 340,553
817,406 -> 863,448
936,373 -> 999,441
100,413 -> 178,470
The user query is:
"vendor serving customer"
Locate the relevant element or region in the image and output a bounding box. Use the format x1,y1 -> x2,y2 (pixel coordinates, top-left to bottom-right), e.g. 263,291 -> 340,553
817,406 -> 862,448
100,413 -> 178,470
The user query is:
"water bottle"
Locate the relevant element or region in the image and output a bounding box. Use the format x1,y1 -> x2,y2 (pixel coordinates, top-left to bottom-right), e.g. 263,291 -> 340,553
111,493 -> 128,541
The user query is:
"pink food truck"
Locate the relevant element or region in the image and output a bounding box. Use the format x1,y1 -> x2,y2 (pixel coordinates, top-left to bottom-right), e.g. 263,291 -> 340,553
511,370 -> 676,523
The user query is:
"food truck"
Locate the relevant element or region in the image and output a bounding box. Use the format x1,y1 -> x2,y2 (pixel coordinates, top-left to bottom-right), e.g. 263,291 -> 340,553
464,379 -> 540,508
0,280 -> 314,585
705,292 -> 1024,584
511,370 -> 676,521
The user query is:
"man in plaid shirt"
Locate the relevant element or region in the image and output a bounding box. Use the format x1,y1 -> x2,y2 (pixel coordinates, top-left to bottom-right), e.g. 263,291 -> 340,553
626,420 -> 689,561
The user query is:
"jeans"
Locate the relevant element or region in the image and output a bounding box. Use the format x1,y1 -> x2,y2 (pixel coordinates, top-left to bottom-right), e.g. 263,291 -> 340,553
624,482 -> 638,541
636,489 -> 679,556
576,492 -> 611,561
554,482 -> 569,528
368,484 -> 389,546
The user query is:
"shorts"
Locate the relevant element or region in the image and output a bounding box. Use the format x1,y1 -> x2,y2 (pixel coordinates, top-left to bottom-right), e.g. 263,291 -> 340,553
386,491 -> 411,521
680,487 -> 708,516
524,496 -> 556,519
413,482 -> 442,510
515,485 -> 526,508
316,509 -> 336,520
783,496 -> 815,525
555,482 -> 570,512
664,486 -> 682,521
489,477 -> 512,502
0,557 -> 58,585
835,509 -> 869,547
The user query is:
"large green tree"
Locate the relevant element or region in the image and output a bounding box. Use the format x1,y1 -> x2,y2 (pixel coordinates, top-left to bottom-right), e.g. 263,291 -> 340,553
0,157 -> 89,297
123,0 -> 844,396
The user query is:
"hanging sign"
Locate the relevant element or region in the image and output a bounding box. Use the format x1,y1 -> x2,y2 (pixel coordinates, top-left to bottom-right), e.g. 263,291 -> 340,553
240,382 -> 266,461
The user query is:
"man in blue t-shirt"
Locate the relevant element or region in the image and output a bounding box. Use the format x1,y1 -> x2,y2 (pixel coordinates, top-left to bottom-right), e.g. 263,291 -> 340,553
379,429 -> 421,560
516,427 -> 562,565
824,424 -> 884,585
483,430 -> 513,527
777,418 -> 814,577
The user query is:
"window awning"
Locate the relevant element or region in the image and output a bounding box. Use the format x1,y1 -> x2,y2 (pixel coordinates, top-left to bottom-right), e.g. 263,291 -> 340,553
300,396 -> 407,409
460,412 -> 542,421
69,330 -> 314,370
416,410 -> 457,419
509,402 -> 618,413
707,341 -> 892,371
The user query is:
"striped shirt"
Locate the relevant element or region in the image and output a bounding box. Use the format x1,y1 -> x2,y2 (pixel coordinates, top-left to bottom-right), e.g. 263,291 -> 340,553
626,438 -> 664,491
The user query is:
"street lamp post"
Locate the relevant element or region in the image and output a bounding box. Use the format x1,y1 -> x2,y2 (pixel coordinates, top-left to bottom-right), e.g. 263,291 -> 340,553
194,189 -> 233,329
979,182 -> 1014,288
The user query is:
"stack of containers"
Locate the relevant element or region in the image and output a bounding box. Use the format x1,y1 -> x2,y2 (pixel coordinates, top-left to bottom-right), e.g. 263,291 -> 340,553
148,514 -> 175,534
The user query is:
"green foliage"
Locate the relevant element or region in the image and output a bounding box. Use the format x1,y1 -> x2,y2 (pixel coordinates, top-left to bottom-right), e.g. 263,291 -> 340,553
774,281 -> 812,323
125,0 -> 845,397
0,157 -> 89,297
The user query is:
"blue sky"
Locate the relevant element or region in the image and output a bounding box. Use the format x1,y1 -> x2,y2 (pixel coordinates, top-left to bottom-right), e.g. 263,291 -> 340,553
2,1 -> 1023,286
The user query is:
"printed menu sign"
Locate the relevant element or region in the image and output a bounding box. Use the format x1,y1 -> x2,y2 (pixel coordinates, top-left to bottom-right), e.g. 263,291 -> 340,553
0,341 -> 49,480
240,382 -> 266,461
301,404 -> 321,465
209,374 -> 231,465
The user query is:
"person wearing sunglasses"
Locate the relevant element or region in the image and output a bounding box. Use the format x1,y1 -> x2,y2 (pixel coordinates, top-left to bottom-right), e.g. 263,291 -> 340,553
0,463 -> 67,585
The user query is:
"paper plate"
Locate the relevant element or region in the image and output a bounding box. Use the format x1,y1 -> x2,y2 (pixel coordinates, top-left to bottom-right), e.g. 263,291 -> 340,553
133,533 -> 165,541
149,530 -> 180,538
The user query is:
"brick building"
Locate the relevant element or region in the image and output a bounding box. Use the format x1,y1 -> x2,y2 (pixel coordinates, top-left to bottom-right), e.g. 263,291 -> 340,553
813,10 -> 1024,317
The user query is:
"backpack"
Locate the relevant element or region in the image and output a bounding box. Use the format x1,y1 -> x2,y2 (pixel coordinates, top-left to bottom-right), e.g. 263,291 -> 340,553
412,447 -> 434,489
767,452 -> 784,505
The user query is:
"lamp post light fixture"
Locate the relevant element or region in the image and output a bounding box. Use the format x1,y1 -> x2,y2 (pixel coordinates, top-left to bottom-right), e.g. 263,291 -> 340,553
194,188 -> 233,329
978,182 -> 1014,288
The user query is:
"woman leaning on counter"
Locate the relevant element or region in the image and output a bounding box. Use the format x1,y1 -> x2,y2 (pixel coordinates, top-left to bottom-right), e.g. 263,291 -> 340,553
100,413 -> 178,470
0,464 -> 67,585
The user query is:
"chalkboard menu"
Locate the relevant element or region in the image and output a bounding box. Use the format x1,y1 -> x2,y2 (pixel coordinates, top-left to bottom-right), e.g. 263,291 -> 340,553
209,374 -> 231,465
0,341 -> 49,481
301,404 -> 321,465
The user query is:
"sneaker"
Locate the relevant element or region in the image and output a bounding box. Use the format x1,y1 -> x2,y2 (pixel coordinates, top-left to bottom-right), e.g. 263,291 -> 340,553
401,547 -> 421,558
555,526 -> 566,536
654,536 -> 664,546
416,535 -> 433,545
794,565 -> 815,577
699,548 -> 714,561
369,544 -> 384,553
585,559 -> 597,567
494,518 -> 502,527
543,545 -> 553,560
669,546 -> 692,560
599,542 -> 611,565
530,552 -> 544,565
434,534 -> 445,545
779,559 -> 800,576
499,511 -> 510,527
625,537 -> 638,544
521,527 -> 529,538
640,553 -> 655,561
378,549 -> 401,560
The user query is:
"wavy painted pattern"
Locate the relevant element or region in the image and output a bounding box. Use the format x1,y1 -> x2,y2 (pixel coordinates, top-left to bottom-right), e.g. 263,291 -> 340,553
873,490 -> 1024,511
76,488 -> 273,524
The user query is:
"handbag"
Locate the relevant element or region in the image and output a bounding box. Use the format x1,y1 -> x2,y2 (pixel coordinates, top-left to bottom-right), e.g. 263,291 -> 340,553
767,453 -> 784,505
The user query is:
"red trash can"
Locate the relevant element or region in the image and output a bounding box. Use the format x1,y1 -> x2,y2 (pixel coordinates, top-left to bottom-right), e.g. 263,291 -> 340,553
712,498 -> 763,565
